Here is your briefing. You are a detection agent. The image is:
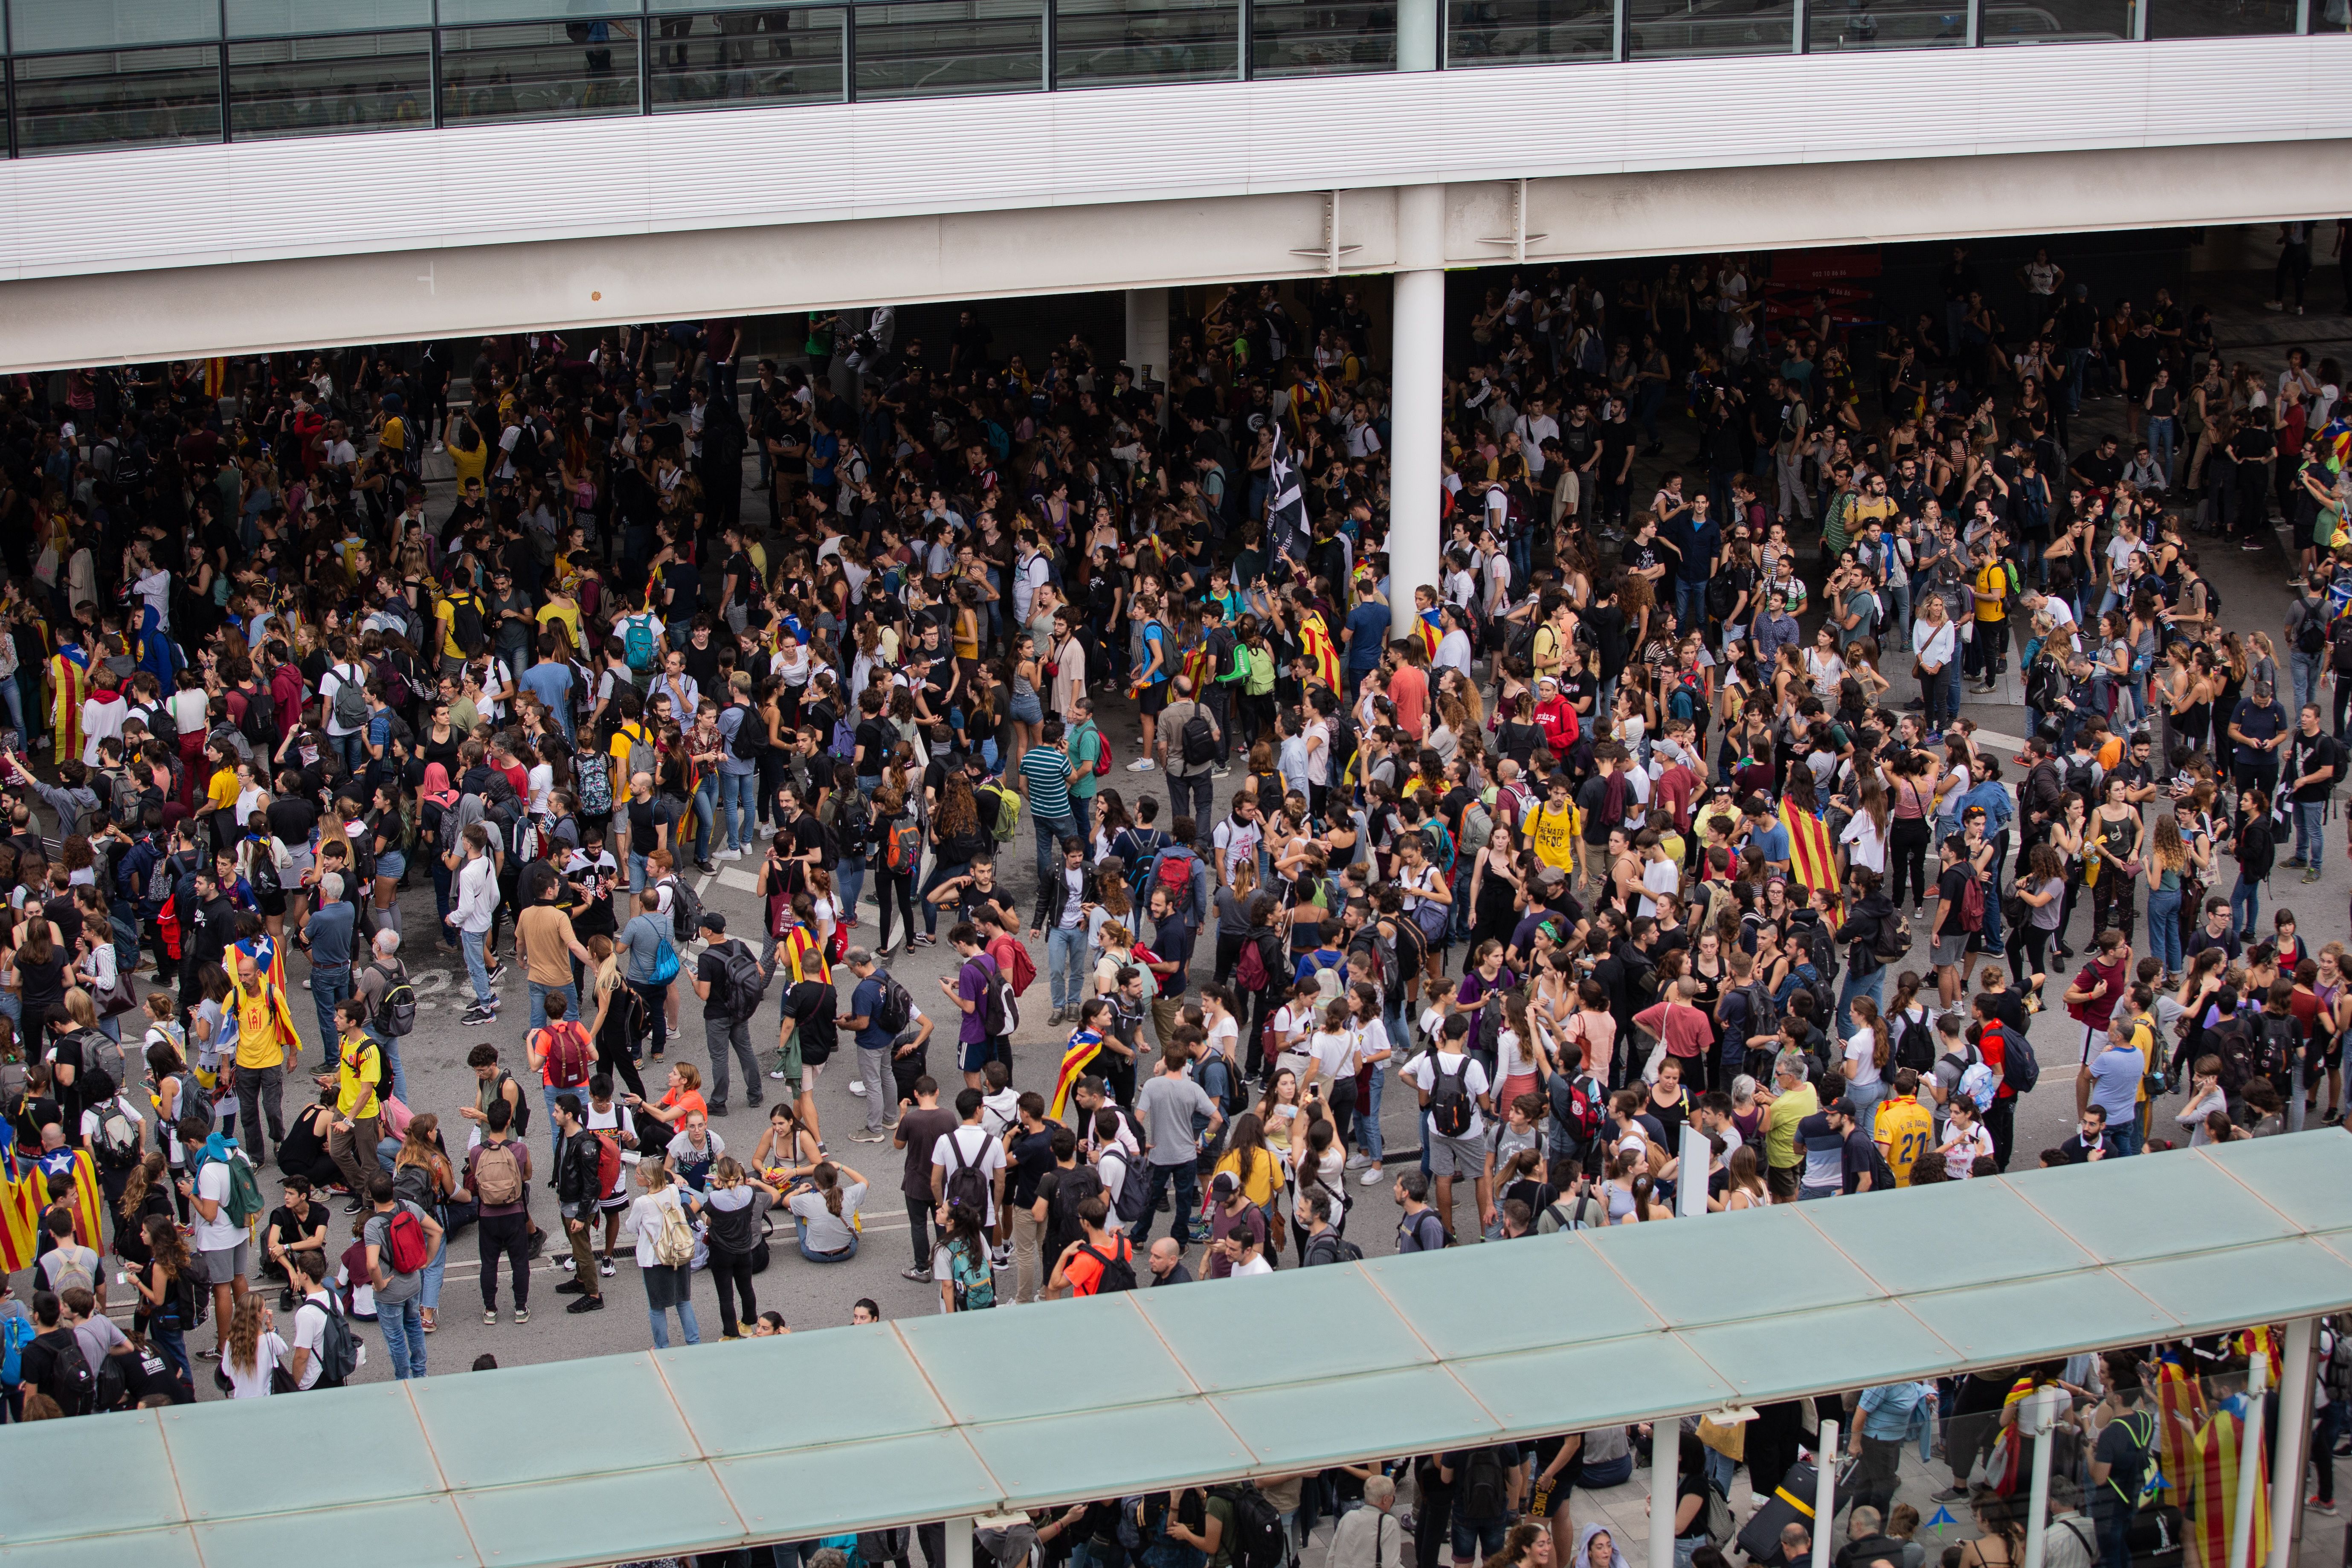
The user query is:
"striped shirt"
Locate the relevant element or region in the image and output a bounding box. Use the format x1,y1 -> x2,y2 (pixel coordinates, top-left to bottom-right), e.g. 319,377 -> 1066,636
1018,744 -> 1074,822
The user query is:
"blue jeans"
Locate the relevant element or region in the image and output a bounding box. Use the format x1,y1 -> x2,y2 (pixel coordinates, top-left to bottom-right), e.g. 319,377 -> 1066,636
2292,649 -> 2325,719
380,1296 -> 426,1379
2230,875 -> 2262,937
311,964 -> 351,1053
2105,1119 -> 2142,1159
795,1219 -> 860,1261
1836,965 -> 1888,1038
692,774 -> 719,861
528,980 -> 580,1033
2146,886 -> 2184,973
1674,578 -> 1707,635
461,927 -> 494,1006
1048,925 -> 1089,1012
365,1024 -> 408,1104
1140,1159 -> 1201,1246
2149,416 -> 2179,488
1453,1517 -> 1510,1562
2092,1503 -> 2134,1568
629,851 -> 650,896
1358,1062 -> 1386,1162
2296,801 -> 2326,866
719,769 -> 757,852
648,1298 -> 702,1349
917,859 -> 969,936
1033,812 -> 1080,889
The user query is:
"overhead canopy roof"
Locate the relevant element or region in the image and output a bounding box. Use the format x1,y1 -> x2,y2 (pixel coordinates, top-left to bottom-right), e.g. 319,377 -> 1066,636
11,1134 -> 2352,1568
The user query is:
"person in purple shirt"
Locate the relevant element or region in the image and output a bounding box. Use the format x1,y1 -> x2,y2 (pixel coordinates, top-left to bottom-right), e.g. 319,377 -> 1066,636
942,923 -> 998,1092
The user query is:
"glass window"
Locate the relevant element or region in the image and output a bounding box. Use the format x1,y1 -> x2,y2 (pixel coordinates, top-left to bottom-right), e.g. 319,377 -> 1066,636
850,1 -> 1043,99
224,0 -> 435,39
1981,0 -> 2130,42
228,32 -> 431,138
9,0 -> 218,54
2150,0 -> 2291,34
650,8 -> 846,107
439,21 -> 643,123
1250,0 -> 1398,75
11,45 -> 221,154
436,0 -> 641,21
1054,0 -> 1239,87
1625,0 -> 1790,55
1445,0 -> 1611,65
1807,0 -> 1971,48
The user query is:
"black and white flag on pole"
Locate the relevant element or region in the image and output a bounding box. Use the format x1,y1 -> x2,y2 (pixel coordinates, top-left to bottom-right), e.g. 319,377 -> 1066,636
1267,419 -> 1308,562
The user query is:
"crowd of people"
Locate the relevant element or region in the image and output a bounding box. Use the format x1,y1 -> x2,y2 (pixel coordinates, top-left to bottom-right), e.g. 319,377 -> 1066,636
0,238 -> 2344,1480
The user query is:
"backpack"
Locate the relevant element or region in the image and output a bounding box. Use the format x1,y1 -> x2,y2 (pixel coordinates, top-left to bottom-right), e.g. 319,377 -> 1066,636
1103,1146 -> 1151,1226
1076,720 -> 1113,777
446,592 -> 487,655
1302,1229 -> 1366,1267
0,1313 -> 34,1387
978,783 -> 1020,844
372,653 -> 415,716
578,749 -> 613,816
1460,798 -> 1494,854
1959,872 -> 1987,933
2326,1329 -> 2352,1407
1462,1449 -> 1511,1519
384,1204 -> 431,1275
1215,1487 -> 1288,1568
944,1129 -> 992,1217
1873,910 -> 1916,963
1543,1191 -> 1606,1232
2299,601 -> 2330,657
1730,983 -> 1779,1057
1428,1054 -> 1475,1139
622,613 -> 660,674
1894,1011 -> 1936,1074
1234,936 -> 1269,994
872,970 -> 915,1036
535,1022 -> 595,1090
883,816 -> 924,874
1049,1164 -> 1105,1240
2332,614 -> 2352,675
371,960 -> 418,1035
38,1328 -> 96,1414
1180,710 -> 1218,767
2257,1013 -> 2303,1079
473,1141 -> 525,1208
622,722 -> 659,787
310,1293 -> 362,1387
653,1194 -> 697,1267
1956,1059 -> 1998,1113
91,1099 -> 142,1169
1552,1071 -> 1606,1145
1001,937 -> 1038,999
972,954 -> 1018,1037
664,875 -> 704,945
2211,1015 -> 2260,1094
330,664 -> 368,730
721,941 -> 771,1020
598,984 -> 650,1055
1074,1237 -> 1137,1293
199,1143 -> 266,1227
1151,846 -> 1197,907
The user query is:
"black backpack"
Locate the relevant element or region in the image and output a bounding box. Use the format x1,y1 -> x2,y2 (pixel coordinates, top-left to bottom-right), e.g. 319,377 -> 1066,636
1428,1054 -> 1475,1139
720,941 -> 771,1021
1181,710 -> 1218,768
2299,600 -> 2330,657
1048,1164 -> 1104,1240
447,591 -> 487,654
310,1293 -> 362,1387
1075,1238 -> 1137,1293
1302,1229 -> 1365,1267
1894,1010 -> 1936,1074
943,1129 -> 991,1218
1215,1487 -> 1288,1568
872,971 -> 914,1037
1461,1449 -> 1511,1519
39,1328 -> 96,1415
2331,615 -> 2352,675
1104,1148 -> 1151,1228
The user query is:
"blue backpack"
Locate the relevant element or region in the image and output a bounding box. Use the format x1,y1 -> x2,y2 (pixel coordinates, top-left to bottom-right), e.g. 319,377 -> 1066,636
0,1312 -> 34,1386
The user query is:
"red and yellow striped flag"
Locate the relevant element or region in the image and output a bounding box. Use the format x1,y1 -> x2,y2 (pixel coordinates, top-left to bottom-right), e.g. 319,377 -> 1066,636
1780,798 -> 1840,905
2189,1394 -> 2267,1568
1299,612 -> 1341,692
64,1150 -> 104,1251
0,1163 -> 43,1274
1048,1030 -> 1105,1123
1416,606 -> 1442,664
2151,1356 -> 2208,1510
201,358 -> 229,398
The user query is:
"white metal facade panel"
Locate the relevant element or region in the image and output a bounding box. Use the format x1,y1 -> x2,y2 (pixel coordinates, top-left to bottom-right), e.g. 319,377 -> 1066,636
0,35 -> 2346,283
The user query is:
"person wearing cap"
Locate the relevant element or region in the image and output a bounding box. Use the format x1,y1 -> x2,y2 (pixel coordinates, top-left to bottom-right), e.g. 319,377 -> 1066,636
689,912 -> 771,1117
1203,1168 -> 1266,1280
1531,675 -> 1578,764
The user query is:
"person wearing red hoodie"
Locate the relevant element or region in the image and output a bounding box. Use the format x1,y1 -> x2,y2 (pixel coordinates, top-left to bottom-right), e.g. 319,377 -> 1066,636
1531,674 -> 1580,765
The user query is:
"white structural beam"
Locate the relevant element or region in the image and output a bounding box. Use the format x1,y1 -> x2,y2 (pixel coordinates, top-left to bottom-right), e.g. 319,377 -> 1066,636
8,134 -> 2352,371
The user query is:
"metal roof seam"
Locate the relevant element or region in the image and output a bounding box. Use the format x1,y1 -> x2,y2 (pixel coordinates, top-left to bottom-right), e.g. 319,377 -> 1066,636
402,1368 -> 489,1568
1357,1261 -> 1520,1440
143,1407 -> 206,1568
1121,1290 -> 1214,1398
650,1346 -> 757,1548
2190,1143 -> 2323,1236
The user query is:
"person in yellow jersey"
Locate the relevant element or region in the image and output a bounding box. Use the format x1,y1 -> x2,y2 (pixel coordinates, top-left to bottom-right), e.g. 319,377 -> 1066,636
1966,538 -> 2017,693
1524,770 -> 1580,881
319,995 -> 384,1210
1871,1067 -> 1935,1187
435,570 -> 490,679
227,944 -> 305,1155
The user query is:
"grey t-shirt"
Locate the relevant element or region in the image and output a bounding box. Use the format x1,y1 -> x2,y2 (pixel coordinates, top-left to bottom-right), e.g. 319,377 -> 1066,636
1137,1073 -> 1217,1167
1161,699 -> 1212,777
620,911 -> 670,983
362,1200 -> 432,1304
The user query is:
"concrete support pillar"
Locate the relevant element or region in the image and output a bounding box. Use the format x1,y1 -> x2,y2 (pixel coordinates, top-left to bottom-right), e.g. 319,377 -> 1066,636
1810,1421 -> 1838,1568
2269,1319 -> 2318,1568
1389,183 -> 1444,639
1399,0 -> 1441,69
1650,1414 -> 1679,1568
944,1517 -> 974,1568
2232,1359 -> 2270,1568
1124,288 -> 1170,426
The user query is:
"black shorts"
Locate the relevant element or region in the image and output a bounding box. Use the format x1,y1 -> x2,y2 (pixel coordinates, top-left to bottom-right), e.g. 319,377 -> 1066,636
1139,681 -> 1169,718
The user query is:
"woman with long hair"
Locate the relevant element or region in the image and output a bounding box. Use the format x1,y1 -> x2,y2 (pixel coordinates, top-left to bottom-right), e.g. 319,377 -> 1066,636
870,786 -> 922,955
1712,1144 -> 1771,1211
937,1199 -> 995,1312
786,1159 -> 867,1262
1842,996 -> 1892,1124
392,1113 -> 458,1333
2006,842 -> 2066,995
1211,1111 -> 1283,1246
221,1293 -> 289,1398
132,1210 -> 196,1385
914,777 -> 987,948
2144,814 -> 2190,983
2087,775 -> 2144,943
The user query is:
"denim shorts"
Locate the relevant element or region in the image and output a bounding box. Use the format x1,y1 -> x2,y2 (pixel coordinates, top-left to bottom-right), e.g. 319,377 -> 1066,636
374,849 -> 407,881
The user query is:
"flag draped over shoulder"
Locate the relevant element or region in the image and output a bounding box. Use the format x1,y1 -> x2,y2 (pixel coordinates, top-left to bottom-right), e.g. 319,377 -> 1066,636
2189,1391 -> 2267,1568
49,643 -> 87,764
1267,421 -> 1307,560
1416,605 -> 1443,664
2150,1354 -> 2208,1510
64,1149 -> 104,1250
1780,798 -> 1840,905
236,931 -> 288,996
1299,612 -> 1341,693
0,1156 -> 42,1274
1047,1031 -> 1105,1123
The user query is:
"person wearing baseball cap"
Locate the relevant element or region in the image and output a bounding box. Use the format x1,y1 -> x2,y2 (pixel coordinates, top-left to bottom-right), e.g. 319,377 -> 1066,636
1204,1169 -> 1267,1280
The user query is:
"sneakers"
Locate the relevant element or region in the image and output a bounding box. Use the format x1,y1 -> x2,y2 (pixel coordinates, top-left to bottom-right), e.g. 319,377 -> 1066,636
769,1068 -> 790,1080
342,1198 -> 366,1215
483,1309 -> 499,1325
2305,869 -> 2323,884
707,1103 -> 728,1117
566,1295 -> 605,1314
1127,758 -> 1156,771
1211,766 -> 1231,779
486,961 -> 507,986
1359,1165 -> 1386,1186
2242,539 -> 2267,551
902,1266 -> 932,1283
514,1308 -> 530,1324
1344,1153 -> 1372,1171
555,1280 -> 587,1296
848,1080 -> 867,1096
2267,300 -> 2288,312
851,1129 -> 887,1142
2308,1496 -> 2338,1516
911,933 -> 937,948
462,1006 -> 496,1026
599,1255 -> 617,1276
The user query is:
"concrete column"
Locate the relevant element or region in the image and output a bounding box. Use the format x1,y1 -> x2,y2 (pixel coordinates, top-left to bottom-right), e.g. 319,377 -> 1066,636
2231,1359 -> 2269,1568
2270,1319 -> 2319,1568
1389,183 -> 1444,639
945,1517 -> 974,1568
1399,0 -> 1441,69
1124,288 -> 1170,426
1650,1415 -> 1679,1568
1810,1421 -> 1839,1568
2020,1386 -> 2065,1568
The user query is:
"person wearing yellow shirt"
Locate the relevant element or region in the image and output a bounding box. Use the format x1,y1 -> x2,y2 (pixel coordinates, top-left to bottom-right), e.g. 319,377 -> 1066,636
1525,774 -> 1580,877
1871,1069 -> 1935,1186
319,995 -> 384,1211
447,426 -> 490,492
1759,1050 -> 1818,1201
1967,542 -> 2018,693
436,580 -> 490,673
536,588 -> 583,659
227,945 -> 304,1152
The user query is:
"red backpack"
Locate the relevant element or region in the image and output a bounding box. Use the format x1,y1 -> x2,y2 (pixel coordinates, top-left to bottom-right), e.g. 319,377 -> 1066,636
534,1023 -> 594,1089
595,1133 -> 623,1198
384,1206 -> 430,1274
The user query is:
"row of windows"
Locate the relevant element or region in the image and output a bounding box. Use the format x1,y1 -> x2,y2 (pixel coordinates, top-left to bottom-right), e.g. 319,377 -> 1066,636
0,0 -> 2323,158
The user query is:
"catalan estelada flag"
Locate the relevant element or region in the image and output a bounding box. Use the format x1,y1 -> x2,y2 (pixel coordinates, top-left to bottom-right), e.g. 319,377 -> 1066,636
236,931 -> 288,996
2151,1354 -> 2209,1511
1780,798 -> 1840,906
1048,1029 -> 1105,1123
0,1157 -> 43,1274
781,921 -> 822,985
1415,606 -> 1441,664
1299,611 -> 1342,693
2189,1391 -> 2267,1568
63,1148 -> 104,1251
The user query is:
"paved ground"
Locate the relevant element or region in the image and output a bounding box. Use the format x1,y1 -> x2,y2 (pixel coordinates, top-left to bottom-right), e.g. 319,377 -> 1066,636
34,264 -> 2352,1557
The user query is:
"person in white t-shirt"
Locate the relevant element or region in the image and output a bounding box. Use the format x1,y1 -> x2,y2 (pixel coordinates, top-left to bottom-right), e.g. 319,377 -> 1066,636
220,1296 -> 290,1398
286,1251 -> 351,1391
930,1095 -> 1008,1230
183,1143 -> 251,1357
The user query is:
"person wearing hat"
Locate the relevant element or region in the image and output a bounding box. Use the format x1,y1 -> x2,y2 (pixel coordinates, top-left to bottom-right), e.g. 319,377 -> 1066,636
1202,1168 -> 1267,1280
1531,675 -> 1578,765
689,913 -> 771,1116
